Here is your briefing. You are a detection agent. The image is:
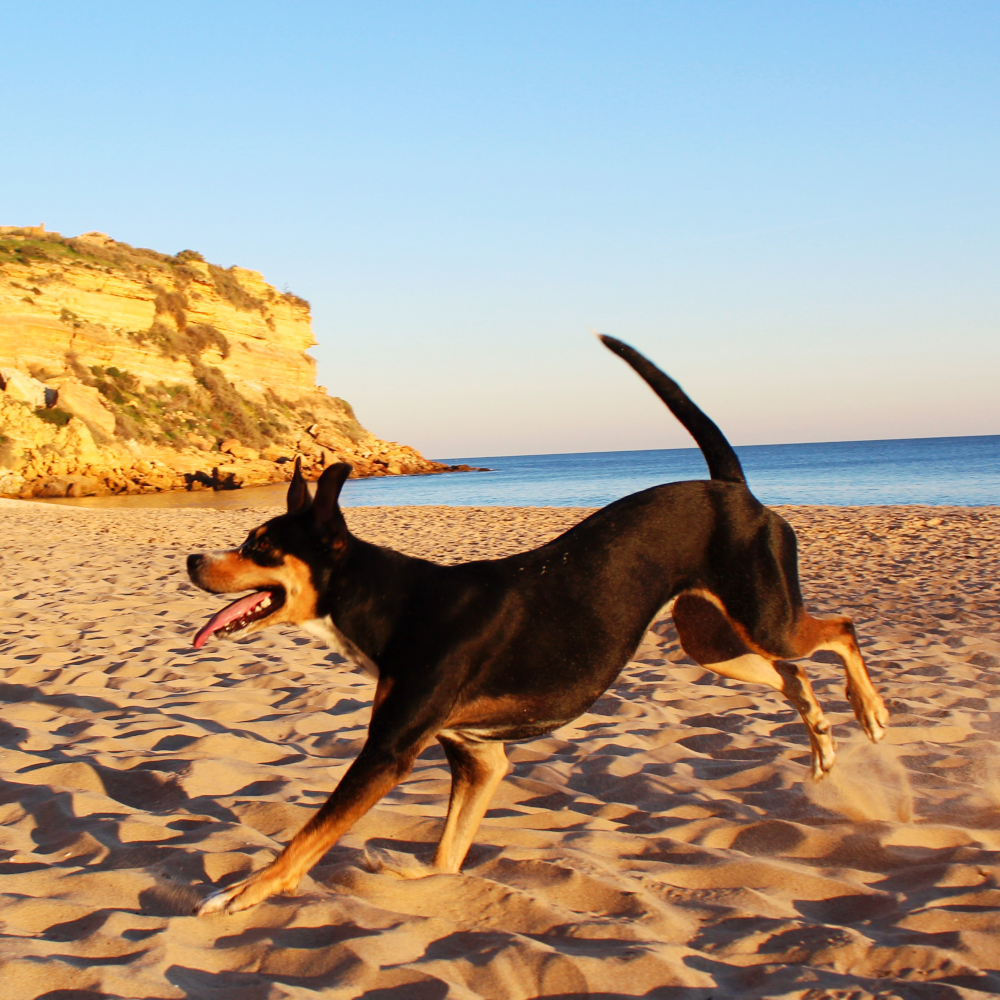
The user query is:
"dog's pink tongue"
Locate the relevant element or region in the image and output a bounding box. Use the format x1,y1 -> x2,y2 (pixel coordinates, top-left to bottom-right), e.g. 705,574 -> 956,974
193,591 -> 269,649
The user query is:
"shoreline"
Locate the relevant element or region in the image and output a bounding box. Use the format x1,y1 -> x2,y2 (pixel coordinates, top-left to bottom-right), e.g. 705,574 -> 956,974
0,502 -> 998,996
5,434 -> 999,511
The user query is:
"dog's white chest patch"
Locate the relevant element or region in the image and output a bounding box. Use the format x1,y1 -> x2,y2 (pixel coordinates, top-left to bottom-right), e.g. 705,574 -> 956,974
301,616 -> 380,679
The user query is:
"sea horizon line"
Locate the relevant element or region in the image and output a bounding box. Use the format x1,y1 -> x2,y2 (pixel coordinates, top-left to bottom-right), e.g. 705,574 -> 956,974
434,431 -> 1000,464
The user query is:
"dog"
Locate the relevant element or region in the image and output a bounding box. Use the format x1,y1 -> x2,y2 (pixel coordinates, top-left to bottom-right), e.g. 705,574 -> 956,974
186,336 -> 888,915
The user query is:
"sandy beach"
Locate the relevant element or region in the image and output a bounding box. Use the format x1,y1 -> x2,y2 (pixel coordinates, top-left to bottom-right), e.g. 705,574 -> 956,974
0,498 -> 999,999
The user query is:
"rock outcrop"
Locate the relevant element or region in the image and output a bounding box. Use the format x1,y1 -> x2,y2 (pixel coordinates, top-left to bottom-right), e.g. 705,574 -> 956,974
0,226 -> 469,498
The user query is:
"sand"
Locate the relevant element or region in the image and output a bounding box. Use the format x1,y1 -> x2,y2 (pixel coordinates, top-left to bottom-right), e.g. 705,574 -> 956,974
0,498 -> 999,999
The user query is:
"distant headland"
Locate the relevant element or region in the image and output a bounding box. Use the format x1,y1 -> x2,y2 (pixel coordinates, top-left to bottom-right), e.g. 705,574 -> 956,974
0,226 -> 479,499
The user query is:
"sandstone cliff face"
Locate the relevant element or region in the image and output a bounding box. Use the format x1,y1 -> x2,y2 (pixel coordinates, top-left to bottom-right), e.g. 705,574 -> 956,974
0,227 -> 460,498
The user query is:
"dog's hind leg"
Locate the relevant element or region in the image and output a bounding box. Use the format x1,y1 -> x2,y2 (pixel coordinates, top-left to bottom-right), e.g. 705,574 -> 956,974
697,653 -> 835,780
434,735 -> 508,873
673,594 -> 836,779
792,614 -> 888,743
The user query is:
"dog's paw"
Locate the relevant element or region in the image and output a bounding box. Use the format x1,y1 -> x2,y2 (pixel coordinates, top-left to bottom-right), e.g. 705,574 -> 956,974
873,699 -> 890,738
807,721 -> 837,781
860,697 -> 889,742
846,686 -> 889,743
810,731 -> 837,781
195,883 -> 245,917
194,868 -> 296,916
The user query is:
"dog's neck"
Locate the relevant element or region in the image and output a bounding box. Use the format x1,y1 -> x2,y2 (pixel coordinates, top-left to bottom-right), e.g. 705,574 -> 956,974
310,535 -> 431,666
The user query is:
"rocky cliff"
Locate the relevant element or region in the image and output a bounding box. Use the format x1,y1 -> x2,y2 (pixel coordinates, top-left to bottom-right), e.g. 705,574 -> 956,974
0,226 -> 466,498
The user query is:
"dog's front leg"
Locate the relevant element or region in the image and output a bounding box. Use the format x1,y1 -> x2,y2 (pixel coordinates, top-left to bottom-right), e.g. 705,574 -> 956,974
196,739 -> 422,916
197,677 -> 441,916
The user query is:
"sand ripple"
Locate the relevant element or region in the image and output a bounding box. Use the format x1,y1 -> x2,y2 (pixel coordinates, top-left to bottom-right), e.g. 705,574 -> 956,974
0,501 -> 998,998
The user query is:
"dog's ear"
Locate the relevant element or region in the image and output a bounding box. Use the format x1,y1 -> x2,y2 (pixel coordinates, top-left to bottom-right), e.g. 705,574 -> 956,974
287,457 -> 311,515
312,462 -> 352,536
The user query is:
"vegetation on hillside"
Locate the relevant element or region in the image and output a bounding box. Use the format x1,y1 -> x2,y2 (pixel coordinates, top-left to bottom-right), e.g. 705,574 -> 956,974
0,229 -> 309,312
65,358 -> 293,450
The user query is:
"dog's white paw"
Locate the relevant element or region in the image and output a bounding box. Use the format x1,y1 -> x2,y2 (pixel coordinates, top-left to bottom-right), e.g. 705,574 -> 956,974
195,882 -> 247,917
194,867 -> 297,916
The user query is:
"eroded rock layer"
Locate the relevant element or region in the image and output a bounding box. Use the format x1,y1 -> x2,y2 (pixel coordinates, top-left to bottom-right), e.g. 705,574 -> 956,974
0,226 -> 458,497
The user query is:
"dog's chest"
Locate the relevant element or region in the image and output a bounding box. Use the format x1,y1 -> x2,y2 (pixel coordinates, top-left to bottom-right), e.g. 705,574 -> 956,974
300,616 -> 379,679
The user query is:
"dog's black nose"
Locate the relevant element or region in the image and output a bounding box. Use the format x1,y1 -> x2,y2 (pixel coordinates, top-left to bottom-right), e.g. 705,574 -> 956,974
187,554 -> 204,578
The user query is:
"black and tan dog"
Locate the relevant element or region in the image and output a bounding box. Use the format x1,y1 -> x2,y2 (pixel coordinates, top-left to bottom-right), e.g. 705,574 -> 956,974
187,337 -> 888,915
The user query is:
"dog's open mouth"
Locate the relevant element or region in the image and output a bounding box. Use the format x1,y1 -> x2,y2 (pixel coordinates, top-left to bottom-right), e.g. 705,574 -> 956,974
193,587 -> 286,649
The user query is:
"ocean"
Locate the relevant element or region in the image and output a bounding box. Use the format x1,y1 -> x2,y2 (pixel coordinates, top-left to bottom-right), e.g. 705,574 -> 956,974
35,434 -> 1000,509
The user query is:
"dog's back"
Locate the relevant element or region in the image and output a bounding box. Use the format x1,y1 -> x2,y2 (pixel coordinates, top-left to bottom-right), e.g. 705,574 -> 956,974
404,477 -> 789,737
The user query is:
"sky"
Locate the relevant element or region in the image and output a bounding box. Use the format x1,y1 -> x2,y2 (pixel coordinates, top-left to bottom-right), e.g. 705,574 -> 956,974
3,1 -> 998,458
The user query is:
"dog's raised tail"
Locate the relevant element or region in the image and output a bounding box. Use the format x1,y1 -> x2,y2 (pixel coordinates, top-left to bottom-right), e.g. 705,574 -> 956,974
599,335 -> 746,485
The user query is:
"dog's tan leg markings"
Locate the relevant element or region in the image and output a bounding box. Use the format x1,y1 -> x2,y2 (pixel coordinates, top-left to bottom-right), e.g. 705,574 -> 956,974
434,737 -> 508,873
793,615 -> 889,742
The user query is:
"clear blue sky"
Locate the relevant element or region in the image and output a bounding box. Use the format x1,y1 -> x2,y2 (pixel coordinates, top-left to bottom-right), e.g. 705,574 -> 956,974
3,2 -> 998,457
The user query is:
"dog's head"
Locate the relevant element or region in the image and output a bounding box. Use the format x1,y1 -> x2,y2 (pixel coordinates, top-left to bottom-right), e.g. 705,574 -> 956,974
186,460 -> 351,648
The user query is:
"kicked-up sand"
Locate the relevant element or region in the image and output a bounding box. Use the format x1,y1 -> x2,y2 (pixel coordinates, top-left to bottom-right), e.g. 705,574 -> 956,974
0,498 -> 999,999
